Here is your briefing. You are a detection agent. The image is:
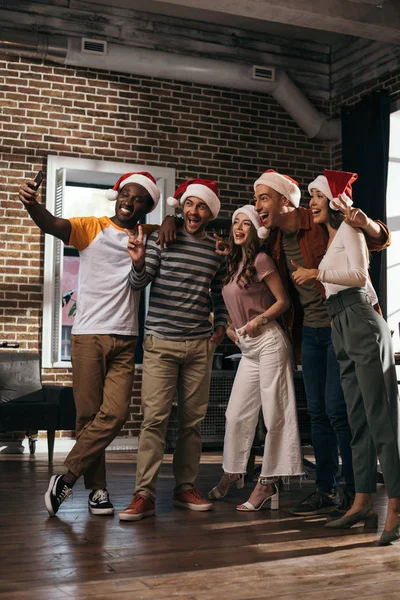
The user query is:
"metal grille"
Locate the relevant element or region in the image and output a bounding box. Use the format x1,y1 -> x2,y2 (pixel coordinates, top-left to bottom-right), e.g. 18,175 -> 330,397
200,371 -> 235,440
165,370 -> 235,449
294,370 -> 312,445
52,168 -> 65,364
165,369 -> 312,449
81,38 -> 107,55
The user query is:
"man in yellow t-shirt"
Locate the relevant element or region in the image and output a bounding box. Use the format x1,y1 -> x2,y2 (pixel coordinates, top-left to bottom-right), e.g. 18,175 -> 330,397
18,172 -> 160,518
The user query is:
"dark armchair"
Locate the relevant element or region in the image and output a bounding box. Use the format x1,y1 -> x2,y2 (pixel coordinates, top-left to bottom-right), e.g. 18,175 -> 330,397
0,352 -> 76,462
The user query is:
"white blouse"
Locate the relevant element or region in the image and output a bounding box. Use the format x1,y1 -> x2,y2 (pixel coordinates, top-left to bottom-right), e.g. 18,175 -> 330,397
317,221 -> 378,304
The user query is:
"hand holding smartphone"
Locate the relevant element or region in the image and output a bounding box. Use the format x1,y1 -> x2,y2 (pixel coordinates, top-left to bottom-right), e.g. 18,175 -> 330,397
19,171 -> 43,207
28,170 -> 43,191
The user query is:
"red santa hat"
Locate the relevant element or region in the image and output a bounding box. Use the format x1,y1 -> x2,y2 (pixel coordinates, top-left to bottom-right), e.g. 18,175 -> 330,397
254,169 -> 301,208
105,172 -> 160,212
308,169 -> 358,210
167,179 -> 220,219
232,205 -> 261,231
254,169 -> 300,239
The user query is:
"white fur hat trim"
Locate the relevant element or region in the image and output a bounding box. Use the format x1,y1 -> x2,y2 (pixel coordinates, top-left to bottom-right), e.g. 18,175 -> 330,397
257,226 -> 270,240
254,172 -> 301,208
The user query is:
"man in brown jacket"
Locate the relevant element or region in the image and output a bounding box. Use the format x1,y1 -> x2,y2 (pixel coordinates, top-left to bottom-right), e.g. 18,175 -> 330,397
253,169 -> 389,516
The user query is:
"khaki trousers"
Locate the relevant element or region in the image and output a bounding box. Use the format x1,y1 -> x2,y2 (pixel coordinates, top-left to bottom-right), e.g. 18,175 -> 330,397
135,335 -> 216,500
65,334 -> 137,490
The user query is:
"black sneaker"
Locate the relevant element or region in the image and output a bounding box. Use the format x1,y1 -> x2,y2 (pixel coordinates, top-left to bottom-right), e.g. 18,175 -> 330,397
329,491 -> 355,518
45,474 -> 73,517
88,489 -> 114,515
291,490 -> 340,516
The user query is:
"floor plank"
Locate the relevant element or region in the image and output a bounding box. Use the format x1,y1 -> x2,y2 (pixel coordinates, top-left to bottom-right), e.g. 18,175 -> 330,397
0,451 -> 399,599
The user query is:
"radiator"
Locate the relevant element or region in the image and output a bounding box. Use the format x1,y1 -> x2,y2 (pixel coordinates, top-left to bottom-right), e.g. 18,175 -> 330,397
165,369 -> 311,449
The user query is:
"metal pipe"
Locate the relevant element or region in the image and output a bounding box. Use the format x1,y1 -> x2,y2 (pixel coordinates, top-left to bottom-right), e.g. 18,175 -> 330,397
0,31 -> 340,141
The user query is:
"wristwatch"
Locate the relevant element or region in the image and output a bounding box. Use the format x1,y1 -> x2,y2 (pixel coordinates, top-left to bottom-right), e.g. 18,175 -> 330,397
260,316 -> 269,325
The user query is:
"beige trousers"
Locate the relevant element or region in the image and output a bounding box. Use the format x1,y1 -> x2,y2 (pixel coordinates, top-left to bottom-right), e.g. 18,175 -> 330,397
65,334 -> 137,490
135,335 -> 216,500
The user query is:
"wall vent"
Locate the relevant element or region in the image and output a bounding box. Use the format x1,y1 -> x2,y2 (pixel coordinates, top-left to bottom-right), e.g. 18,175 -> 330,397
81,38 -> 107,55
252,65 -> 275,82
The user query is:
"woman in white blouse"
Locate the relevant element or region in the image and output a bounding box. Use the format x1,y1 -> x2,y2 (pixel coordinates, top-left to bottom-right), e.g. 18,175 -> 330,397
291,170 -> 400,546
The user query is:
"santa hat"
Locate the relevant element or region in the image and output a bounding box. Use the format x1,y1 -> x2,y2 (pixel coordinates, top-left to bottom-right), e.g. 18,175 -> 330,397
254,169 -> 299,239
308,169 -> 358,211
167,179 -> 220,219
232,205 -> 269,240
254,169 -> 301,208
105,172 -> 160,212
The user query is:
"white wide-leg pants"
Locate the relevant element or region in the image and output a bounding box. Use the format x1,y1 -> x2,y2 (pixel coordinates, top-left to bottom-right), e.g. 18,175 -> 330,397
222,321 -> 303,479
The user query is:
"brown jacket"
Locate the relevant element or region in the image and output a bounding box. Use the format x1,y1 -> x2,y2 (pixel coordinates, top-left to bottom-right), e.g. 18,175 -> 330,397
265,207 -> 391,359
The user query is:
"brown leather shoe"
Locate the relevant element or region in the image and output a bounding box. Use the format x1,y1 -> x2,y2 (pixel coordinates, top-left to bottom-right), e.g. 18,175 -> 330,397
119,493 -> 155,521
173,487 -> 213,512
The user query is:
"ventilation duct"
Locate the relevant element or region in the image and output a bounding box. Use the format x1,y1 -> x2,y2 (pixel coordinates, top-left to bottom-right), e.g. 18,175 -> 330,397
0,32 -> 340,141
81,38 -> 107,55
252,65 -> 276,82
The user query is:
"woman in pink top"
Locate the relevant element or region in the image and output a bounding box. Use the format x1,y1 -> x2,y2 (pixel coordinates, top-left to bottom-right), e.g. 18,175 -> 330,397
209,205 -> 303,511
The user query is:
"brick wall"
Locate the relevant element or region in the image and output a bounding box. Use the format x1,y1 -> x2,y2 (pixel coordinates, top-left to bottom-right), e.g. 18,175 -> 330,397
1,54 -> 333,437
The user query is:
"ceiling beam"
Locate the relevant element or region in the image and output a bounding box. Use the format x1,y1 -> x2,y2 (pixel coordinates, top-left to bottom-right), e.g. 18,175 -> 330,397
148,0 -> 400,44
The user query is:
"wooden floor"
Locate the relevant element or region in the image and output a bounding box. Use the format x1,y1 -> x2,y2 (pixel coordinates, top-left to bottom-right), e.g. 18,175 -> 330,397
0,452 -> 399,600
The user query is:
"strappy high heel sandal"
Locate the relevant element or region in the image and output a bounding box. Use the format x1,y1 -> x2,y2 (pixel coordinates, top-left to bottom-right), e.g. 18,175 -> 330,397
237,480 -> 279,512
208,473 -> 245,500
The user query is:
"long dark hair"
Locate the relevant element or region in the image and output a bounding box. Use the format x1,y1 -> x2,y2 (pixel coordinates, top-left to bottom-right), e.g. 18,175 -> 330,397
327,204 -> 345,230
326,201 -> 370,263
223,223 -> 261,288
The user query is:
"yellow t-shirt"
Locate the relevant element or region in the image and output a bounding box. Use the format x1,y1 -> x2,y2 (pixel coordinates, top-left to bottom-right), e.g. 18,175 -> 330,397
67,216 -> 157,336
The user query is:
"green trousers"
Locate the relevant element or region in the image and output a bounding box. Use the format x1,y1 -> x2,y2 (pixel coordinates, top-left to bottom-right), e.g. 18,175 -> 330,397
326,288 -> 400,498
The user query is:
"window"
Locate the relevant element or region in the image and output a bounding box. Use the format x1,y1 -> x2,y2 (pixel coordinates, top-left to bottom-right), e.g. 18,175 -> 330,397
43,156 -> 175,368
387,109 -> 400,353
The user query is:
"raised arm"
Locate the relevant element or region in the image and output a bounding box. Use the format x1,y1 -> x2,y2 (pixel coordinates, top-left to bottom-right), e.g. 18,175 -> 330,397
127,229 -> 161,291
156,215 -> 180,250
318,224 -> 368,287
19,180 -> 71,244
332,196 -> 390,250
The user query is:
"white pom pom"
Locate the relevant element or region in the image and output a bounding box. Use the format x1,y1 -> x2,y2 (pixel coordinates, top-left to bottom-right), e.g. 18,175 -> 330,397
167,196 -> 179,208
329,199 -> 339,211
330,192 -> 353,211
257,226 -> 270,240
105,189 -> 118,201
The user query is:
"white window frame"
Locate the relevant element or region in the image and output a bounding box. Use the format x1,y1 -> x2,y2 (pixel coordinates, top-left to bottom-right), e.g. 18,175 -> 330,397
387,102 -> 400,355
43,155 -> 175,368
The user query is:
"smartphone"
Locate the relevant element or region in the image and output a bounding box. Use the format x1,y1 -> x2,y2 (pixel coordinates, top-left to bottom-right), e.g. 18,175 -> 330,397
28,170 -> 43,191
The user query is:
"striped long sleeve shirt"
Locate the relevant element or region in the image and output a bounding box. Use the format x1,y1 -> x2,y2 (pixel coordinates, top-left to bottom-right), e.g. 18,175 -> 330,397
128,228 -> 228,340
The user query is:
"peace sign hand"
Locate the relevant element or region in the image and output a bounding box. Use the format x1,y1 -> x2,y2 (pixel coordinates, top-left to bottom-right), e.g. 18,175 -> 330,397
331,194 -> 370,229
213,233 -> 229,256
126,226 -> 145,269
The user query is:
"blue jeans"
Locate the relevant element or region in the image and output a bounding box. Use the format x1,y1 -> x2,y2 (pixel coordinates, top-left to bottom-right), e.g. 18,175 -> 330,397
301,326 -> 354,494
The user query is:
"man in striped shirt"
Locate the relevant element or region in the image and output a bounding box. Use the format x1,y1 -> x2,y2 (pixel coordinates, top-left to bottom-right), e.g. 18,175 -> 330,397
119,179 -> 228,521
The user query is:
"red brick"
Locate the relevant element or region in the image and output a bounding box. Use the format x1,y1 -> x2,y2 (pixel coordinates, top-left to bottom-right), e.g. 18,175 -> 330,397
2,53 -> 396,435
